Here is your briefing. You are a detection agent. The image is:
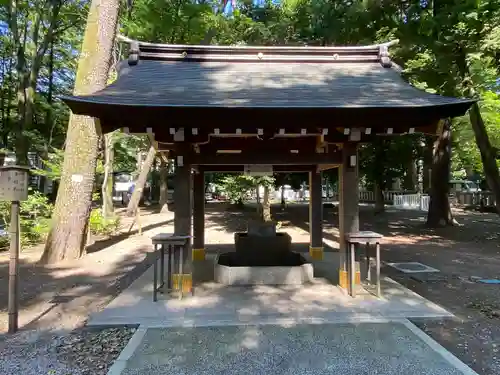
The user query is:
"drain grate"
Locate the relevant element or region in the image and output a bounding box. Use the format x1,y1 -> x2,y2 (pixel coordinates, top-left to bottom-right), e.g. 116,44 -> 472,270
386,262 -> 440,274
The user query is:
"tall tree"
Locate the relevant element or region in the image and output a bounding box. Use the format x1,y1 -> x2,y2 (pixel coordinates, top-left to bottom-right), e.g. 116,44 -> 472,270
5,0 -> 67,164
158,156 -> 170,212
40,0 -> 120,264
126,145 -> 156,216
102,132 -> 115,219
427,120 -> 457,226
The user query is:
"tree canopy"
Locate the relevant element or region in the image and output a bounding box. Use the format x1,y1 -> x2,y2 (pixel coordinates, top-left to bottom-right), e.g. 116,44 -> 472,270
0,0 -> 499,256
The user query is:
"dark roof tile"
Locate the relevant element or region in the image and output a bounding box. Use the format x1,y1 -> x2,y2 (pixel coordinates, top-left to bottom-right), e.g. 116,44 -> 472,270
64,59 -> 472,109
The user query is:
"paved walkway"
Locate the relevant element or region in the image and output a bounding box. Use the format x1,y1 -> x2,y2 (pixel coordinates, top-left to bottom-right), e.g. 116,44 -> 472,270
88,253 -> 452,328
92,204 -> 483,375
109,321 -> 478,375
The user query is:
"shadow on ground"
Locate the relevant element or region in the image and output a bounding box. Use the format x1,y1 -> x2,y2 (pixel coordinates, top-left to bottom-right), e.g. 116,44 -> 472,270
0,245 -> 158,335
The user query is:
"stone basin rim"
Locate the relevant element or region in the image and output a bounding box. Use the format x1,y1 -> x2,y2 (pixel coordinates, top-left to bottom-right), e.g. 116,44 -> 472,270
214,253 -> 314,286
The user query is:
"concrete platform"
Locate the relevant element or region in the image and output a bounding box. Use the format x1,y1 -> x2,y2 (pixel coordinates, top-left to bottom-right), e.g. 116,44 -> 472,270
109,321 -> 478,375
89,253 -> 453,328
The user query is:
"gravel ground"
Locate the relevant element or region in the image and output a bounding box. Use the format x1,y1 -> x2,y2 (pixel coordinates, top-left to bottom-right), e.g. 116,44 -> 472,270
0,327 -> 134,375
0,209 -> 174,375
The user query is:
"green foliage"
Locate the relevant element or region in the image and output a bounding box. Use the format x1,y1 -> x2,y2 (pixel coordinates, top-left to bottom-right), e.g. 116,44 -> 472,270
89,208 -> 121,236
215,174 -> 276,205
217,175 -> 255,205
1,0 -> 499,219
32,148 -> 65,181
453,91 -> 500,174
0,191 -> 54,250
113,133 -> 148,173
123,0 -> 217,44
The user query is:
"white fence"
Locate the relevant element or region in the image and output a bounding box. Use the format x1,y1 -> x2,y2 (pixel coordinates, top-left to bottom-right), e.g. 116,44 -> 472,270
393,194 -> 430,212
455,191 -> 496,207
330,190 -> 410,203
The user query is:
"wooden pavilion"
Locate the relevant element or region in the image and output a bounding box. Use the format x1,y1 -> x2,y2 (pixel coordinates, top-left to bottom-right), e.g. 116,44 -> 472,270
62,39 -> 474,292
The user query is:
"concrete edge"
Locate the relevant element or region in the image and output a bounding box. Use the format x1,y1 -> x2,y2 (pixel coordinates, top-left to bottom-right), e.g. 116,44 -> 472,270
107,326 -> 148,375
383,276 -> 455,316
401,320 -> 479,375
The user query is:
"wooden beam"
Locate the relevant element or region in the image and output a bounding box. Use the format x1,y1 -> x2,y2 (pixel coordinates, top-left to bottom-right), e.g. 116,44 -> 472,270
195,137 -> 326,154
317,164 -> 340,171
125,123 -> 438,147
185,150 -> 341,165
200,165 -> 315,173
95,105 -> 452,134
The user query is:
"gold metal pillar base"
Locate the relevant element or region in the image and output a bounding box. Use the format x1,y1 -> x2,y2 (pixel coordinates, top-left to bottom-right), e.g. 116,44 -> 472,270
309,246 -> 324,260
192,248 -> 205,261
338,269 -> 361,289
172,274 -> 192,293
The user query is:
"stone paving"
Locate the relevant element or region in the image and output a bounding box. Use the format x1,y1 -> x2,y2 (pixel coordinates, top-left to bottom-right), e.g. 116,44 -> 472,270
88,253 -> 452,328
92,203 -> 491,375
110,321 -> 478,375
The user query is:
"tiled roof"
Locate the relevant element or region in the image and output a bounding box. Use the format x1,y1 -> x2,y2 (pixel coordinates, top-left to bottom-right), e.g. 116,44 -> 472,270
61,39 -> 474,117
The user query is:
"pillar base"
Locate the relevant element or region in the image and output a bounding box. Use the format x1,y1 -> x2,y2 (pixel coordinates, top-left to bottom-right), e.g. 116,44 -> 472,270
309,246 -> 324,260
172,273 -> 192,293
192,248 -> 205,261
338,269 -> 361,289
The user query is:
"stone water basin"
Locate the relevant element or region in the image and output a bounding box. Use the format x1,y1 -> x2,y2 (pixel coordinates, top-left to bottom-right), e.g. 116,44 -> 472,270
214,251 -> 313,286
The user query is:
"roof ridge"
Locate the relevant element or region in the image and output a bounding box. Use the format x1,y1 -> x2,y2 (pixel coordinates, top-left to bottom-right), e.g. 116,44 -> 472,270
118,35 -> 398,67
117,34 -> 398,50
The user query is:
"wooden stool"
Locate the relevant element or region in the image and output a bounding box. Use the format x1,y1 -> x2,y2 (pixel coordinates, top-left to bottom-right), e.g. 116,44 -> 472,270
345,231 -> 383,298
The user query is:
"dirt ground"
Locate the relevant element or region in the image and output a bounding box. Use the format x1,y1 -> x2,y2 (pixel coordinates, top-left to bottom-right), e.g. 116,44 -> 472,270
0,202 -> 499,374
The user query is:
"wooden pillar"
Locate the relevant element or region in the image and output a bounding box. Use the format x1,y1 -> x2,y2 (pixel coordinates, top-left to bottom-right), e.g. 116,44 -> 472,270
192,170 -> 205,261
338,143 -> 361,288
309,168 -> 323,260
173,159 -> 192,293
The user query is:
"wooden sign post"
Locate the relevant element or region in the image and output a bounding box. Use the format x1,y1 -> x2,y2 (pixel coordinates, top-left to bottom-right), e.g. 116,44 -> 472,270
0,166 -> 29,334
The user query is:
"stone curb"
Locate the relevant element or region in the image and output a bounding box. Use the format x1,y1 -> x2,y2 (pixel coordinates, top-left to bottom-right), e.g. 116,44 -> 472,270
107,327 -> 148,375
402,320 -> 480,375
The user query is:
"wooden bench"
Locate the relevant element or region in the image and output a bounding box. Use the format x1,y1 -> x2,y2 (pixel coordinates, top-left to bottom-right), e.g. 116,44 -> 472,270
151,234 -> 191,301
345,231 -> 383,298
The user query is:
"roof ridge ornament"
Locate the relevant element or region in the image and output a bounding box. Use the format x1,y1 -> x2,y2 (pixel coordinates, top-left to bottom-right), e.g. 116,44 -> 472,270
128,41 -> 139,66
379,45 -> 392,68
377,39 -> 398,68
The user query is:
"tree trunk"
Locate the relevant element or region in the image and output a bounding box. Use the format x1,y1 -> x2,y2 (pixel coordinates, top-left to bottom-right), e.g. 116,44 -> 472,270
126,145 -> 156,216
255,186 -> 262,217
423,137 -> 433,193
49,180 -> 59,203
374,182 -> 385,214
159,157 -> 170,213
426,120 -> 456,227
13,5 -> 61,166
403,160 -> 417,191
150,158 -> 160,202
1,55 -> 14,152
39,40 -> 55,194
468,102 -> 500,213
102,133 -> 114,219
262,185 -> 271,221
40,0 -> 120,264
373,139 -> 386,214
15,71 -> 30,165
